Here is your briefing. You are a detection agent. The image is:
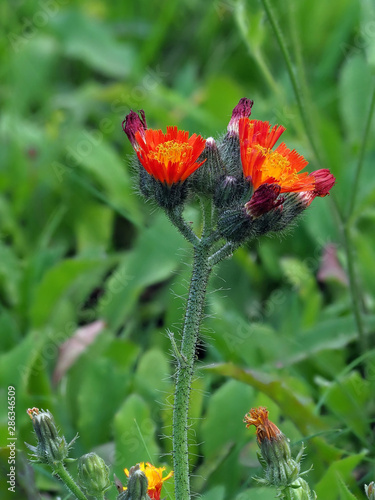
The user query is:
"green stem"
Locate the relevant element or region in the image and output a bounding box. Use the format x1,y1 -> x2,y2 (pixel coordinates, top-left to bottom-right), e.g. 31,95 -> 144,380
260,0 -> 322,165
53,463 -> 88,500
342,224 -> 367,352
346,82 -> 375,221
167,207 -> 200,245
173,242 -> 212,500
234,0 -> 280,95
208,241 -> 238,267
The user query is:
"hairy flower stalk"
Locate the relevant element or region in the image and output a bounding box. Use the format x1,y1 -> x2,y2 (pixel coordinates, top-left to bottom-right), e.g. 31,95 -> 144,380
123,99 -> 335,500
173,244 -> 212,500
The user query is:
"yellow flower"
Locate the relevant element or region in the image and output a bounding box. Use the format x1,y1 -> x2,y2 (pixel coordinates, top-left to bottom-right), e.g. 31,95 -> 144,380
124,462 -> 173,500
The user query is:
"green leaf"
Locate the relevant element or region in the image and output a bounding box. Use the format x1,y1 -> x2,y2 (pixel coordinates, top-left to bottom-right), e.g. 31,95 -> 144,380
339,54 -> 374,145
100,214 -> 189,330
77,355 -> 130,447
337,477 -> 358,500
30,258 -> 106,328
201,379 -> 254,459
319,371 -> 370,442
200,486 -> 226,500
134,348 -> 172,403
65,129 -> 141,226
315,452 -> 366,500
205,363 -> 326,435
51,10 -> 135,78
235,487 -> 278,500
113,394 -> 159,476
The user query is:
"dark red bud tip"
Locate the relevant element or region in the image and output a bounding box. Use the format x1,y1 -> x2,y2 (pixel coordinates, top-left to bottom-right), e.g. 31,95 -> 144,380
245,183 -> 283,218
228,97 -> 254,134
311,169 -> 336,196
122,110 -> 147,148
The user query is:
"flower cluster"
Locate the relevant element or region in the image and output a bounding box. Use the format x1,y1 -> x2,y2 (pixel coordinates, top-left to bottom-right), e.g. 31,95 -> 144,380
123,98 -> 335,241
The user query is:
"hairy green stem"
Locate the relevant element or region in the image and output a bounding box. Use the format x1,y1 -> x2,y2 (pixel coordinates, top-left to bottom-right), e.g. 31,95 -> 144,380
53,463 -> 88,500
167,207 -> 200,245
173,242 -> 211,500
208,241 -> 238,267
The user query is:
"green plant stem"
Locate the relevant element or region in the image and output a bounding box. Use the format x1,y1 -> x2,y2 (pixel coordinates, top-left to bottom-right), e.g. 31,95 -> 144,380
53,463 -> 88,500
208,241 -> 238,267
260,0 -> 322,165
342,224 -> 367,352
167,207 -> 200,245
173,242 -> 211,500
346,82 -> 375,221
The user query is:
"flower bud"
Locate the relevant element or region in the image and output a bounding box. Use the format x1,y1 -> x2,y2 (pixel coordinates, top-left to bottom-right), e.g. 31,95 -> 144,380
298,169 -> 336,207
366,482 -> 375,500
227,97 -> 254,137
77,453 -> 110,497
244,406 -> 315,496
122,110 -> 147,149
288,478 -> 317,500
213,175 -> 250,209
25,408 -> 75,465
118,464 -> 150,500
218,97 -> 254,175
244,184 -> 284,218
190,137 -> 226,196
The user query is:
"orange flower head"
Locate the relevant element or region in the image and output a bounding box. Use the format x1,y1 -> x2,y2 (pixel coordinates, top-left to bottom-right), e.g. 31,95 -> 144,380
124,462 -> 173,500
244,406 -> 281,444
239,118 -> 314,194
134,126 -> 206,186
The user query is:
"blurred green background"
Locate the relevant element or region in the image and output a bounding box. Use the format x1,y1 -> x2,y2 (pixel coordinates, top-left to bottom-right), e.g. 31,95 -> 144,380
1,0 -> 375,498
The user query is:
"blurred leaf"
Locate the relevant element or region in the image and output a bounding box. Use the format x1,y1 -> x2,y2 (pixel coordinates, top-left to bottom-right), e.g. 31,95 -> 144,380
361,0 -> 375,68
100,213 -> 189,330
201,380 -> 254,459
319,371 -> 370,442
315,452 -> 366,499
113,394 -> 159,475
206,363 -> 326,435
65,129 -> 142,226
30,257 -> 106,328
52,10 -> 135,78
77,349 -> 131,447
134,348 -> 172,402
337,477 -> 358,500
338,54 -> 374,145
235,487 -> 278,500
200,485 -> 226,500
0,242 -> 21,306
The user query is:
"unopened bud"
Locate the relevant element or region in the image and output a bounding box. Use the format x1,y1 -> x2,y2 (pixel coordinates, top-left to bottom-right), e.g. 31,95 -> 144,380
122,110 -> 147,149
78,453 -> 110,496
244,407 -> 315,498
118,464 -> 150,500
288,478 -> 317,500
213,175 -> 250,209
245,184 -> 284,218
190,137 -> 226,196
25,408 -> 75,465
366,482 -> 375,500
227,97 -> 254,136
218,97 -> 254,175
